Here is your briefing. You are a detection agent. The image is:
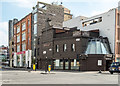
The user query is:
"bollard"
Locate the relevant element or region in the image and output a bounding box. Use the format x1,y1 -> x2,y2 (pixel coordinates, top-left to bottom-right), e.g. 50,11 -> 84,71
99,70 -> 102,73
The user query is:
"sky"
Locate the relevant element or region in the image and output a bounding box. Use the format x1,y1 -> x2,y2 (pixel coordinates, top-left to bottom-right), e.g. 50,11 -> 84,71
0,0 -> 120,46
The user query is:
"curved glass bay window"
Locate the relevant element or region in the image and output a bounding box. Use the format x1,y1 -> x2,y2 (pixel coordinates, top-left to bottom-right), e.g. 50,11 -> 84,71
85,38 -> 110,54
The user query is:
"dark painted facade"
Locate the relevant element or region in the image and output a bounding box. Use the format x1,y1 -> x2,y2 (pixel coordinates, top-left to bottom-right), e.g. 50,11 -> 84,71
36,25 -> 113,71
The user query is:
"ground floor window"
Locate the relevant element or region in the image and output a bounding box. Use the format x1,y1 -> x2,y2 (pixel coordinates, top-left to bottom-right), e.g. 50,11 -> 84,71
65,59 -> 69,69
54,59 -> 63,69
71,59 -> 79,70
54,59 -> 79,70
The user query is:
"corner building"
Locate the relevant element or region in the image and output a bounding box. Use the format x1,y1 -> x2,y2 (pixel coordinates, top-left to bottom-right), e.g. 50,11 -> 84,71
37,25 -> 113,71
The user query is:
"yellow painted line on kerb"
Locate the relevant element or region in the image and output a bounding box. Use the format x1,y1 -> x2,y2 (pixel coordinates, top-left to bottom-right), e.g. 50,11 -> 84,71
0,66 -> 1,69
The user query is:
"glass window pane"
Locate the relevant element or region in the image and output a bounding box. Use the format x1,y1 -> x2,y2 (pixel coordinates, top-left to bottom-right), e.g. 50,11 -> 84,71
22,23 -> 26,31
17,45 -> 20,52
17,35 -> 20,43
101,43 -> 107,54
96,41 -> 102,54
34,24 -> 37,35
56,45 -> 59,52
17,26 -> 20,33
63,44 -> 67,52
34,13 -> 37,24
89,41 -> 96,54
22,32 -> 26,41
22,43 -> 26,51
85,42 -> 91,54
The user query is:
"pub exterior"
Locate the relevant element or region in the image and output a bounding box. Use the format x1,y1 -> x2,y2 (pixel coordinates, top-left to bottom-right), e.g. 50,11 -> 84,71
36,25 -> 113,71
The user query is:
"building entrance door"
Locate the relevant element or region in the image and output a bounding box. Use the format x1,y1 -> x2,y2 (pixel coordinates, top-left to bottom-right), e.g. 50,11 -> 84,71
106,60 -> 112,71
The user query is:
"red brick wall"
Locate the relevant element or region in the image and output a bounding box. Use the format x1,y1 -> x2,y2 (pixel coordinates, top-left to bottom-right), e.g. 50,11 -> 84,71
14,13 -> 32,52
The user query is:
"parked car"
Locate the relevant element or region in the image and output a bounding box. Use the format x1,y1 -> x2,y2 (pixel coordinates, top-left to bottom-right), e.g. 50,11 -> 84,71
109,62 -> 120,74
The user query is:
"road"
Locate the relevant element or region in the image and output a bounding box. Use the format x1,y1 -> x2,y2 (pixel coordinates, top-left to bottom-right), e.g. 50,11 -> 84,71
1,69 -> 119,84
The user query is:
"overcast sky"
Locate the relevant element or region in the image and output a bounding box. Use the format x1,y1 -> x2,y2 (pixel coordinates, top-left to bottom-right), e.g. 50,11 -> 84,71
0,0 -> 120,46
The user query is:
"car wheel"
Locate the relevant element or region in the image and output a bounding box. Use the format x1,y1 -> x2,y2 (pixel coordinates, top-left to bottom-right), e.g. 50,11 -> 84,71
110,72 -> 113,74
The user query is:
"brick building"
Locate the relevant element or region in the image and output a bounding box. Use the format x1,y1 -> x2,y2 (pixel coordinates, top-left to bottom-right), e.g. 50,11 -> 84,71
13,13 -> 32,67
32,2 -> 64,64
8,19 -> 18,67
37,22 -> 113,71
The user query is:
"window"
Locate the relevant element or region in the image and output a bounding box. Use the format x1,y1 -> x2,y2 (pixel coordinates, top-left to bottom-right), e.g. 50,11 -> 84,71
28,28 -> 29,34
22,23 -> 26,31
96,41 -> 102,54
22,32 -> 26,41
17,35 -> 20,43
34,13 -> 37,24
56,45 -> 59,52
71,44 -> 75,51
118,43 -> 120,54
98,60 -> 102,66
17,45 -> 20,52
38,38 -> 40,45
12,42 -> 14,45
63,44 -> 67,52
118,28 -> 120,40
118,14 -> 120,26
34,24 -> 37,35
82,17 -> 102,27
12,48 -> 14,51
17,26 -> 20,33
22,43 -> 26,51
34,48 -> 36,57
85,39 -> 110,54
28,19 -> 30,27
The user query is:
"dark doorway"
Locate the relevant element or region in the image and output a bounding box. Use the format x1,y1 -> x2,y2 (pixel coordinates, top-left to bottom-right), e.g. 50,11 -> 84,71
106,60 -> 112,71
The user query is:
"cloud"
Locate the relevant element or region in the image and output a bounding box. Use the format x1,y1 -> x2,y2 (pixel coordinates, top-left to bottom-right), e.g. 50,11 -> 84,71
0,22 -> 8,46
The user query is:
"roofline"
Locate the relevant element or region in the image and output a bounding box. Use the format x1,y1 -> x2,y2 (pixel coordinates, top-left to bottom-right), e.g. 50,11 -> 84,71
14,13 -> 32,25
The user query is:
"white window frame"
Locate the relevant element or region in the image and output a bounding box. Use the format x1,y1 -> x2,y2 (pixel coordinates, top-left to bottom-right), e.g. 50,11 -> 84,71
22,23 -> 26,31
22,32 -> 26,41
17,45 -> 20,52
17,26 -> 20,33
17,35 -> 20,43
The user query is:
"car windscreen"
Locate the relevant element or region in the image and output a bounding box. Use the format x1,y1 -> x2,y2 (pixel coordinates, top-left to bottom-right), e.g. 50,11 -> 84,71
111,62 -> 120,66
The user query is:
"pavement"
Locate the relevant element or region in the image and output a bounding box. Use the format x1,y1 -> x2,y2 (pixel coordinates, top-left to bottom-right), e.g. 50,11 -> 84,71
1,69 -> 119,84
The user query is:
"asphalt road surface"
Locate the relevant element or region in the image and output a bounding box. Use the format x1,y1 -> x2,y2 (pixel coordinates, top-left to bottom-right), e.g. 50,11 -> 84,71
1,69 -> 119,84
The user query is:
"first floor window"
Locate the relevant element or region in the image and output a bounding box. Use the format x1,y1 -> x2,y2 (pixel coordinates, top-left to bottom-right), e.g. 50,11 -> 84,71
63,44 -> 67,52
22,32 -> 26,41
17,45 -> 20,52
71,44 -> 75,51
22,43 -> 26,51
17,35 -> 20,43
56,45 -> 59,52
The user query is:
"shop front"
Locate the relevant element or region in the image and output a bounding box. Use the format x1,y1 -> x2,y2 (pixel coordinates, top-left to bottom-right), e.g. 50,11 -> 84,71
13,50 -> 32,68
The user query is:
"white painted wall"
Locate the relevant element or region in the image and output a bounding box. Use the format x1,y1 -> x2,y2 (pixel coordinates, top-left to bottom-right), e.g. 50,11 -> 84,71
14,53 -> 17,67
20,54 -> 23,67
63,9 -> 116,53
